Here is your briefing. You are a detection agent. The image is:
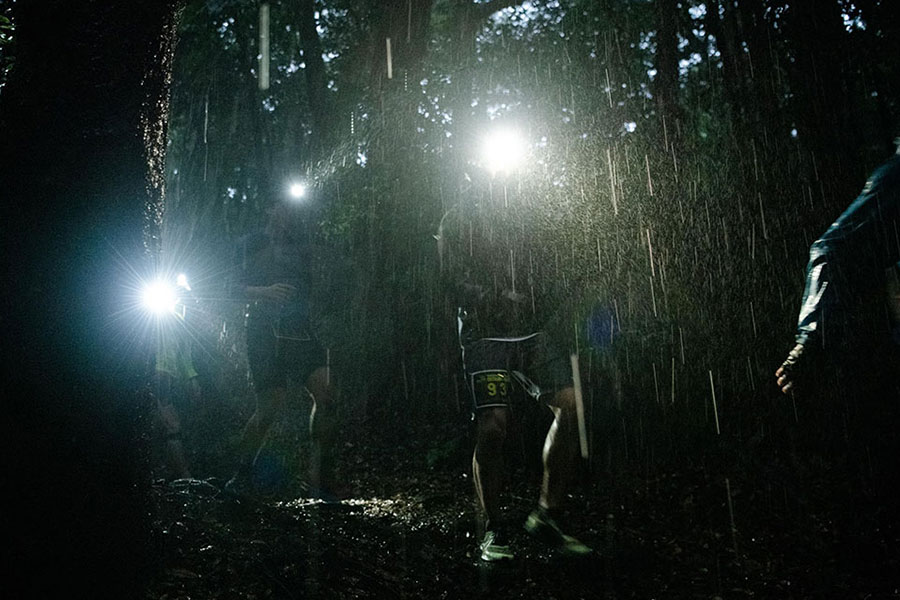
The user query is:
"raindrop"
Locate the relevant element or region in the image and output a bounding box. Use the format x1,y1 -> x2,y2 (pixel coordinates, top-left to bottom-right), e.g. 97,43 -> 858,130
709,370 -> 720,434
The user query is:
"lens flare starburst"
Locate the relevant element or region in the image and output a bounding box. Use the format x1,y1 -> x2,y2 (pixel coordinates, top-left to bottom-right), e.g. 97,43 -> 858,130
141,279 -> 179,315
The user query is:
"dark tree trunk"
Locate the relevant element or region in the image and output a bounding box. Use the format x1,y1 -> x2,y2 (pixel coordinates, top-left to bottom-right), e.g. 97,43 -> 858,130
0,1 -> 180,598
706,0 -> 752,134
295,0 -> 331,152
780,0 -> 856,165
368,0 -> 434,90
855,0 -> 900,157
735,0 -> 784,145
654,0 -> 682,140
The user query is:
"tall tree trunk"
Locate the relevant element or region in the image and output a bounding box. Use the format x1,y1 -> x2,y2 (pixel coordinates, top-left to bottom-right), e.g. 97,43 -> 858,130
654,0 -> 682,141
780,0 -> 855,166
705,2 -> 741,117
736,0 -> 784,145
368,0 -> 434,91
0,1 -> 180,597
295,0 -> 331,153
855,0 -> 900,157
706,0 -> 755,138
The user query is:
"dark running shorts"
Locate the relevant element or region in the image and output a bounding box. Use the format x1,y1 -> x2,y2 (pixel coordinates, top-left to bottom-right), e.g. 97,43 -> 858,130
461,332 -> 572,410
246,311 -> 326,391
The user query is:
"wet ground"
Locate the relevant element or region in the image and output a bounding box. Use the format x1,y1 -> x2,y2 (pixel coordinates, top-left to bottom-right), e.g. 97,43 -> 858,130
146,418 -> 900,599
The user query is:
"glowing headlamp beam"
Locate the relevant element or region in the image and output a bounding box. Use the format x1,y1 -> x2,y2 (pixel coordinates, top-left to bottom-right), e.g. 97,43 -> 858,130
481,129 -> 526,175
141,280 -> 178,315
289,182 -> 306,199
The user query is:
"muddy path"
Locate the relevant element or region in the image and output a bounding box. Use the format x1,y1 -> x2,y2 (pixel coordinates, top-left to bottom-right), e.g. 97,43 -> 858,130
146,420 -> 900,599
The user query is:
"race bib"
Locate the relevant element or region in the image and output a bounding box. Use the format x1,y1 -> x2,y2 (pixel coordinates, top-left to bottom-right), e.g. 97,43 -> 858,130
472,370 -> 512,408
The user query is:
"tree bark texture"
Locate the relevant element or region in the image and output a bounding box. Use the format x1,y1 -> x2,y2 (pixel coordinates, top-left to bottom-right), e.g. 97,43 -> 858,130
0,1 -> 180,598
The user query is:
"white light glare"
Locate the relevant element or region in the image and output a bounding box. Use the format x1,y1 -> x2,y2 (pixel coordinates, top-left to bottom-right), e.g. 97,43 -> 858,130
289,182 -> 306,199
176,273 -> 191,291
482,129 -> 526,174
142,280 -> 178,315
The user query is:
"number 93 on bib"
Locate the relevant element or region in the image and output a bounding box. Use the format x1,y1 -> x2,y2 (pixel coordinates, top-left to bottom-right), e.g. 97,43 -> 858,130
471,370 -> 512,409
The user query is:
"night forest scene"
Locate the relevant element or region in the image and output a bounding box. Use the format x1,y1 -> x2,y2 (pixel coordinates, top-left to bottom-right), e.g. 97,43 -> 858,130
3,1 -> 900,598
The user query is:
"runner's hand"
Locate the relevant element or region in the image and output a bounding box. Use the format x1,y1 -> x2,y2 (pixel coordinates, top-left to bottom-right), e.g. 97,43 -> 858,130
775,342 -> 807,394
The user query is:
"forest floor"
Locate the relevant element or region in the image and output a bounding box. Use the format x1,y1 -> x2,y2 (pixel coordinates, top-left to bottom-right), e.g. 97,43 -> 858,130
145,406 -> 900,600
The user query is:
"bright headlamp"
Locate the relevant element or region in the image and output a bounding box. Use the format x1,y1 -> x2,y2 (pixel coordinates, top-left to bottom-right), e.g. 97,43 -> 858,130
481,128 -> 526,175
141,273 -> 190,316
